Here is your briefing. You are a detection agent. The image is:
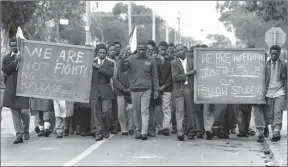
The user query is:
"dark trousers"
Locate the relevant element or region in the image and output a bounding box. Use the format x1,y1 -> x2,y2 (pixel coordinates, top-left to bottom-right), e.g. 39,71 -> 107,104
71,108 -> 80,132
79,107 -> 91,133
217,104 -> 239,135
91,98 -> 112,135
110,98 -> 119,131
238,109 -> 251,133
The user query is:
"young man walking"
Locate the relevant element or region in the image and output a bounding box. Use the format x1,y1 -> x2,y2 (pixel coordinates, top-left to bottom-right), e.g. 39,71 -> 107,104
121,42 -> 159,140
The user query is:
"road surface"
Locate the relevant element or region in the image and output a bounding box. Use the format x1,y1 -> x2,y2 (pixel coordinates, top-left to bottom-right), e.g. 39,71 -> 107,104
1,107 -> 287,166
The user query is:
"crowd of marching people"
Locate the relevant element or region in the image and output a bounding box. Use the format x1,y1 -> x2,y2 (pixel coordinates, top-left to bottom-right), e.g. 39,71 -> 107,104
0,37 -> 287,145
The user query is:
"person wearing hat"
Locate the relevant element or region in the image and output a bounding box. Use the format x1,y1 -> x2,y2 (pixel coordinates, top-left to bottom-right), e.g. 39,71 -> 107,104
2,37 -> 30,144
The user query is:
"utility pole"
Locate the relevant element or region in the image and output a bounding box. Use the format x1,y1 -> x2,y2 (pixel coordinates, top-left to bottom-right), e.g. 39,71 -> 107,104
174,28 -> 177,44
85,1 -> 92,45
165,1 -> 169,43
128,1 -> 132,44
152,1 -> 155,41
177,10 -> 181,44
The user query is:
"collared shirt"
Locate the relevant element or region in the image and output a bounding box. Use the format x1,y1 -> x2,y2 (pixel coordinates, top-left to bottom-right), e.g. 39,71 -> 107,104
94,57 -> 106,66
10,51 -> 19,57
179,57 -> 188,85
266,59 -> 285,98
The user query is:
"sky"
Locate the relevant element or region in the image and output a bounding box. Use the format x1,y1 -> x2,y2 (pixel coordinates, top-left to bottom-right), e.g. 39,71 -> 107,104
93,1 -> 237,45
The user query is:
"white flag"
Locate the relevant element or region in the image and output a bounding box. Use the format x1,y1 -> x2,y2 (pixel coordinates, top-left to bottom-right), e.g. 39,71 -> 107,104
130,26 -> 137,53
16,27 -> 26,40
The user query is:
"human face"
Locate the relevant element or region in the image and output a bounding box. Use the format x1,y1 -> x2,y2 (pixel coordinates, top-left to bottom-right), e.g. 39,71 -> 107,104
137,45 -> 147,57
125,46 -> 131,55
174,45 -> 186,59
146,44 -> 154,56
159,45 -> 168,57
98,48 -> 107,60
270,49 -> 280,62
115,44 -> 121,53
108,46 -> 117,58
9,41 -> 19,53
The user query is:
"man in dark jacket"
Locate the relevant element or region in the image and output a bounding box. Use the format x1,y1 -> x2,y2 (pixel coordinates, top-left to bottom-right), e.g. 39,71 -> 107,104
254,45 -> 287,143
90,44 -> 114,141
2,37 -> 30,144
154,41 -> 174,136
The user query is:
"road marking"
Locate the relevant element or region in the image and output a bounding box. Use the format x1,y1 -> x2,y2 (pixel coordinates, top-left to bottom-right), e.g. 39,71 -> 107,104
62,134 -> 114,166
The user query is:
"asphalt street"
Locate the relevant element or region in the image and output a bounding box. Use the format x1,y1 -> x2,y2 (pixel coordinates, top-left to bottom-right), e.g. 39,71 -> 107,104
1,107 -> 287,166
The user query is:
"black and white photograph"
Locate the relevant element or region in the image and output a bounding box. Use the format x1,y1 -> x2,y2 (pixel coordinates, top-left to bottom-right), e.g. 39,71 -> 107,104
0,0 -> 287,166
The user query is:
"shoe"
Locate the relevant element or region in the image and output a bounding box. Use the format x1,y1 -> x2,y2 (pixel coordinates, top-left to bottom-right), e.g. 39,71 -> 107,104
171,128 -> 177,134
104,133 -> 110,139
197,132 -> 204,139
141,134 -> 148,140
44,129 -> 51,137
95,135 -> 103,141
86,132 -> 92,136
69,128 -> 74,134
37,131 -> 44,137
129,130 -> 134,135
75,132 -> 80,135
135,134 -> 142,139
177,135 -> 185,141
237,132 -> 249,137
219,134 -> 230,139
248,129 -> 256,136
35,127 -> 40,134
110,129 -> 118,134
206,131 -> 213,140
148,132 -> 155,137
158,130 -> 164,135
23,132 -> 30,140
271,132 -> 281,142
257,136 -> 265,143
188,135 -> 194,140
80,133 -> 87,137
13,136 -> 24,144
163,129 -> 170,136
56,133 -> 63,138
64,129 -> 69,136
264,127 -> 269,138
122,132 -> 128,136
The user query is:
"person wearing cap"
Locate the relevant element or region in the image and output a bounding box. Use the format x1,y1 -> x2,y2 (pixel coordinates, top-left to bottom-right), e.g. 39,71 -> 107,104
2,37 -> 30,144
90,44 -> 114,141
254,45 -> 287,143
121,42 -> 159,140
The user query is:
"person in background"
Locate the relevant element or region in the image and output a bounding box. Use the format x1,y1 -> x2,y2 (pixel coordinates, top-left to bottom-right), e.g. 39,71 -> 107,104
114,42 -> 122,58
0,68 -> 6,122
115,46 -> 135,135
30,98 -> 54,137
254,45 -> 287,143
155,41 -> 174,136
237,104 -> 252,137
168,43 -> 175,56
121,42 -> 159,140
54,100 -> 75,138
75,101 -> 91,137
90,44 -> 114,141
171,44 -> 196,141
2,37 -> 30,144
146,40 -> 162,137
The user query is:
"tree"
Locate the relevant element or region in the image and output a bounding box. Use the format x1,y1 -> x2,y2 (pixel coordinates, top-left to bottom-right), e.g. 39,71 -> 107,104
23,0 -> 85,43
1,1 -> 37,38
206,34 -> 232,48
216,1 -> 277,48
244,1 -> 288,26
112,2 -> 165,44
